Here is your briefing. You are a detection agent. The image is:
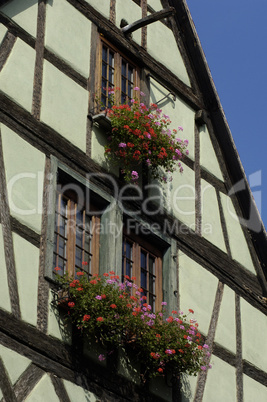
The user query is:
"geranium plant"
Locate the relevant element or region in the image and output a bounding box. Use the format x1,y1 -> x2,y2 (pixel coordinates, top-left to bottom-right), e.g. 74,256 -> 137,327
54,268 -> 211,380
103,88 -> 189,183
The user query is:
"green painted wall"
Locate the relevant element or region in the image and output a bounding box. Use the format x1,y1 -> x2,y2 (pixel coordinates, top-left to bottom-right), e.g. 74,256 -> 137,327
0,39 -> 35,112
179,252 -> 218,335
0,344 -> 31,385
40,61 -> 88,152
46,0 -> 92,78
0,224 -> 11,313
1,124 -> 45,234
13,234 -> 39,326
0,0 -> 38,38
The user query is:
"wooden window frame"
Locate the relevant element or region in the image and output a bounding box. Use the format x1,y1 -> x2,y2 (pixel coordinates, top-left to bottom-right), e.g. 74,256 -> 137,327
53,188 -> 100,278
96,36 -> 140,110
122,230 -> 163,312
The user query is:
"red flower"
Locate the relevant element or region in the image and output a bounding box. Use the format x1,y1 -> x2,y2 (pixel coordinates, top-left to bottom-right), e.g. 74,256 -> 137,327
157,368 -> 163,373
110,304 -> 117,309
103,273 -> 109,277
82,261 -> 88,266
189,309 -> 194,314
198,346 -> 203,350
76,271 -> 84,276
172,310 -> 177,314
166,316 -> 173,323
54,267 -> 61,271
132,312 -> 137,316
101,294 -> 106,299
156,334 -> 161,338
131,276 -> 136,281
68,302 -> 75,308
83,315 -> 90,321
97,317 -> 103,322
178,349 -> 184,354
90,280 -> 97,285
126,304 -> 132,308
77,287 -> 83,291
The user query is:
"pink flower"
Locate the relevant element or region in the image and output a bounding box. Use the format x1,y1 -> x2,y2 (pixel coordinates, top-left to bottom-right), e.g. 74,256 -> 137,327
178,126 -> 183,131
119,142 -> 126,148
134,86 -> 140,91
131,171 -> 139,180
98,354 -> 106,361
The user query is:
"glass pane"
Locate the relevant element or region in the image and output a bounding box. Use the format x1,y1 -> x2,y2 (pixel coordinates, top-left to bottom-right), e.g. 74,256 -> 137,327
102,45 -> 107,62
128,65 -> 133,81
141,268 -> 147,290
102,62 -> 107,80
141,250 -> 147,269
149,255 -> 155,275
126,261 -> 131,277
109,67 -> 114,86
109,50 -> 114,68
126,241 -> 132,259
122,60 -> 126,77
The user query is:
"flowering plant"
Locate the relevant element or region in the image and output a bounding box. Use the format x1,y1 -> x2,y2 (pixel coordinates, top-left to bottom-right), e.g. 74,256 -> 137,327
104,88 -> 188,183
54,268 -> 211,380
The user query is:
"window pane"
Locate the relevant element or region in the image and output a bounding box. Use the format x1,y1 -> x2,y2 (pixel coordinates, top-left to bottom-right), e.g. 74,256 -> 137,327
102,45 -> 107,62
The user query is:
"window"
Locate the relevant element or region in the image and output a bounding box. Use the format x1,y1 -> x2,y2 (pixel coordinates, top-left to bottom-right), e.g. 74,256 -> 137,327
122,232 -> 163,312
53,186 -> 100,278
99,38 -> 140,108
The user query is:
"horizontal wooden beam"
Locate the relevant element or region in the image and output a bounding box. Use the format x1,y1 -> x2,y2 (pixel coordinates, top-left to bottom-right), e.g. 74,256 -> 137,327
121,7 -> 175,35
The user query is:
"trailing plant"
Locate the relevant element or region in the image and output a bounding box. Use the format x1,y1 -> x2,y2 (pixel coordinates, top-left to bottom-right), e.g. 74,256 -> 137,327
54,268 -> 211,380
103,87 -> 188,183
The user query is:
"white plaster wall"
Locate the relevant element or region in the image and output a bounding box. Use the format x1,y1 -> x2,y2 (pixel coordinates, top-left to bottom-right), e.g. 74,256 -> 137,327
63,379 -> 98,402
1,124 -> 45,234
25,374 -> 59,402
241,298 -> 267,372
244,374 -> 267,402
0,38 -> 35,111
46,0 -> 91,78
41,61 -> 88,152
0,24 -> 7,44
147,21 -> 191,87
220,192 -> 256,274
180,373 -> 198,402
116,0 -> 142,45
91,126 -> 109,169
202,356 -> 236,402
84,0 -> 110,19
13,234 -> 39,327
201,180 -> 227,252
150,78 -> 195,159
47,290 -> 72,344
148,0 -> 162,11
214,285 -> 236,354
167,163 -> 195,229
0,224 -> 11,313
0,0 -> 38,38
0,344 -> 31,385
179,252 -> 218,335
199,125 -> 224,181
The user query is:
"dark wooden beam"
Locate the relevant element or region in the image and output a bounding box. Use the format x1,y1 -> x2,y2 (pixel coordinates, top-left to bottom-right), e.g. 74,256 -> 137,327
121,7 -> 175,35
0,31 -> 16,72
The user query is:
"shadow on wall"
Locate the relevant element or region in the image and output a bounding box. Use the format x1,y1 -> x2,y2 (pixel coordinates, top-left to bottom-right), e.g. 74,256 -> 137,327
0,0 -> 50,16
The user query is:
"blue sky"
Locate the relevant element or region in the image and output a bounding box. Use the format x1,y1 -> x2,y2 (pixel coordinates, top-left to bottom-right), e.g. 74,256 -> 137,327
186,0 -> 267,230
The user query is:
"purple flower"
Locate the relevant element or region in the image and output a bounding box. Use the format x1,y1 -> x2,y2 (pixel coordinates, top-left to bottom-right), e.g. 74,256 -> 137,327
201,366 -> 206,371
140,91 -> 145,96
208,363 -> 212,369
180,325 -> 185,330
98,354 -> 106,361
131,98 -> 135,103
119,142 -> 126,148
203,344 -> 209,349
155,121 -> 161,126
134,86 -> 140,91
106,279 -> 115,284
131,171 -> 139,180
146,159 -> 151,166
95,295 -> 102,300
158,312 -> 163,317
178,126 -> 183,131
145,133 -> 151,139
161,302 -> 167,306
184,139 -> 188,145
186,150 -> 189,155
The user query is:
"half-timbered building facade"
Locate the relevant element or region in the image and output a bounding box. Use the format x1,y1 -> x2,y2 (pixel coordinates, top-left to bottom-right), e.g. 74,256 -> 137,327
0,0 -> 266,401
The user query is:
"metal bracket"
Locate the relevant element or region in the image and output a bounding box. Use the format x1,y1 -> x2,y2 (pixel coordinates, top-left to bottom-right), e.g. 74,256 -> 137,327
121,7 -> 175,35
